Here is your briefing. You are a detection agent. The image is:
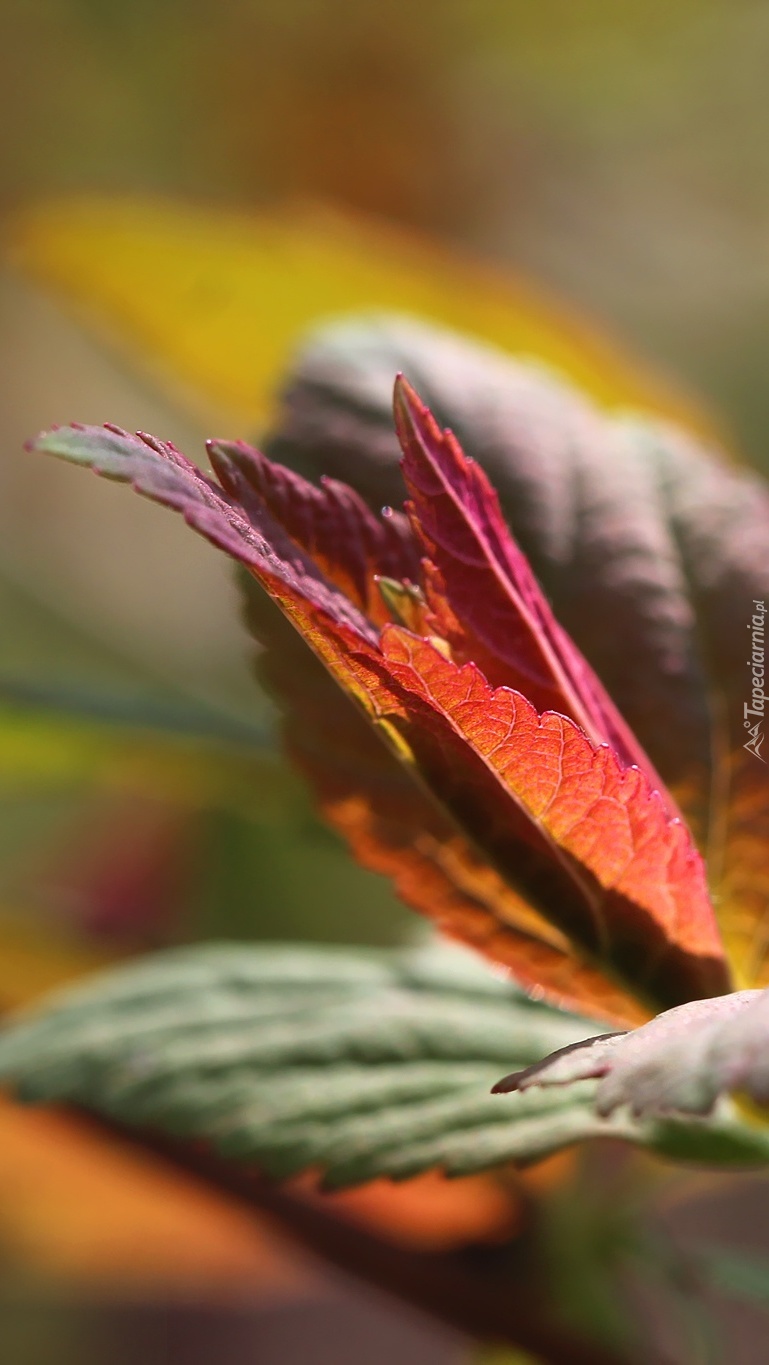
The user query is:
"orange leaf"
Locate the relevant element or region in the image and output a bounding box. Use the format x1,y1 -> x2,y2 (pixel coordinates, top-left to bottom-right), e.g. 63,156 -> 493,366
29,402 -> 728,1019
242,574 -> 647,1026
371,627 -> 726,1012
262,319 -> 769,996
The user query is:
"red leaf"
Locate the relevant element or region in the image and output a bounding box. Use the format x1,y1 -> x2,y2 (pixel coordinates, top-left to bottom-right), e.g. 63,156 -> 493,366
213,391 -> 700,1018
356,627 -> 728,1010
30,403 -> 730,1018
266,319 -> 769,997
208,438 -> 419,625
242,580 -> 648,1026
394,376 -> 671,806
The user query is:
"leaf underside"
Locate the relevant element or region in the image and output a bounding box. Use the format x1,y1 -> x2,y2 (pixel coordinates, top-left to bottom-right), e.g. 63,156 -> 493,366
1,943 -> 767,1184
496,985 -> 769,1127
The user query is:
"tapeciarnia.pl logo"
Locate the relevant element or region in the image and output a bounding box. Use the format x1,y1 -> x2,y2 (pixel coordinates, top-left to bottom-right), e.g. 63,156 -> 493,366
745,599 -> 767,762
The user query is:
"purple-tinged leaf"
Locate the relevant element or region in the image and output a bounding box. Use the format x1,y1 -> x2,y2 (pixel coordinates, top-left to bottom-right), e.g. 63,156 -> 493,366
208,437 -> 419,625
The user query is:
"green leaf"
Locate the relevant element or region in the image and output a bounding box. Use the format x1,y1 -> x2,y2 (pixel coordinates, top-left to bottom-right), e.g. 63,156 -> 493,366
0,942 -> 609,1184
0,676 -> 271,749
2,942 -> 769,1184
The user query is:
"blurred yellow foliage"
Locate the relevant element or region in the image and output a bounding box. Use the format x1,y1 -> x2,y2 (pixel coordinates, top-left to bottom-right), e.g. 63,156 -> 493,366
9,195 -> 711,435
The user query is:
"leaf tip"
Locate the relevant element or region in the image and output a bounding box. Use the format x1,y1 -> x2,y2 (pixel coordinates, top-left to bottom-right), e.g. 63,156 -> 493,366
25,424 -> 67,455
490,1071 -> 523,1095
392,373 -> 432,446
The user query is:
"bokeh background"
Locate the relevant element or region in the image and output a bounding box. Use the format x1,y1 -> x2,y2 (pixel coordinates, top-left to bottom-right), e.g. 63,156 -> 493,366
3,2 -> 769,1361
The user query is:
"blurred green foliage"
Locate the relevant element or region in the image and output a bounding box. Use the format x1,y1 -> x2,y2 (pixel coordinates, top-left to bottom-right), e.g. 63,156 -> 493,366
0,551 -> 409,976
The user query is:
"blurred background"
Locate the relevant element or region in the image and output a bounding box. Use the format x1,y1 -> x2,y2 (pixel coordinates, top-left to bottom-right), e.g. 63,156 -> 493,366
3,1 -> 769,1361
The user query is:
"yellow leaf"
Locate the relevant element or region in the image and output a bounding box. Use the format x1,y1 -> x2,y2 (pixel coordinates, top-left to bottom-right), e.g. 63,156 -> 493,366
8,195 -> 713,435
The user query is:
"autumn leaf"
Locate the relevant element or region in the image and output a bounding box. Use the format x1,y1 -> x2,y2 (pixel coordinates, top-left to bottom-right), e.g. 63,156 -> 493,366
237,562 -> 637,1024
392,378 -> 670,796
28,383 -> 729,1023
263,316 -> 769,995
